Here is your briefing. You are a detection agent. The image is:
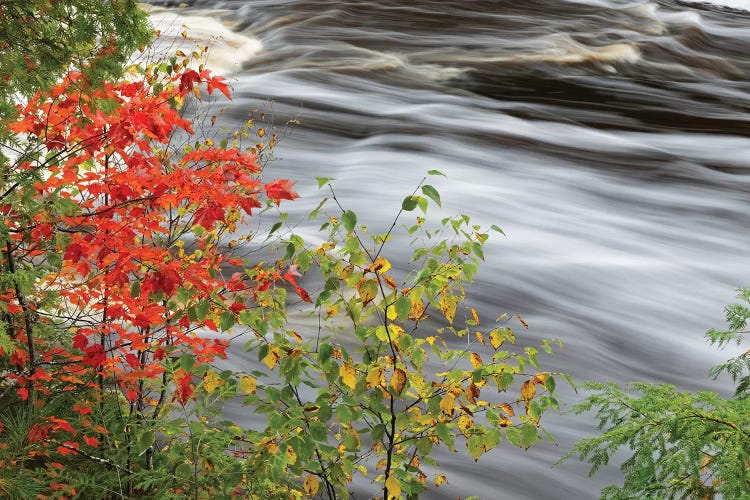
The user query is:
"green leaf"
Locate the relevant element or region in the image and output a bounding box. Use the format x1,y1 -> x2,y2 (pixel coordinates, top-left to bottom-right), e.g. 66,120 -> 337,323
484,428 -> 502,450
176,287 -> 192,303
545,375 -> 556,393
137,430 -> 154,455
467,434 -> 484,461
309,422 -> 327,442
316,177 -> 334,188
342,210 -> 357,232
336,404 -> 353,424
180,354 -> 195,372
219,311 -> 235,330
472,241 -> 485,260
427,169 -> 446,177
195,300 -> 210,320
371,423 -> 385,442
318,343 -> 334,364
402,195 -> 418,212
421,185 -> 441,207
175,462 -> 193,480
268,221 -> 282,236
309,197 -> 328,219
435,422 -> 454,450
491,224 -> 506,236
394,295 -> 411,321
297,249 -> 313,272
520,424 -> 539,449
505,426 -> 521,448
130,281 -> 141,299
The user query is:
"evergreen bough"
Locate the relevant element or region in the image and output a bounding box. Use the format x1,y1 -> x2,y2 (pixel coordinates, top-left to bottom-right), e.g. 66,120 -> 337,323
566,287 -> 750,499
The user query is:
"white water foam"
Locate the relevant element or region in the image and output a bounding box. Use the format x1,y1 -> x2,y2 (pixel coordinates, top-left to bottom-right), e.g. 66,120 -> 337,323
680,0 -> 750,11
145,7 -> 262,75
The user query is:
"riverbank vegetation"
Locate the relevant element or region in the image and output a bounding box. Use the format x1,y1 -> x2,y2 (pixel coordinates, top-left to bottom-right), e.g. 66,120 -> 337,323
0,2 -> 568,499
564,289 -> 750,499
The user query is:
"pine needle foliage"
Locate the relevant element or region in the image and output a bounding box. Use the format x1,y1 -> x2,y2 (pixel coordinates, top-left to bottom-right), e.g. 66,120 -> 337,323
0,0 -> 152,126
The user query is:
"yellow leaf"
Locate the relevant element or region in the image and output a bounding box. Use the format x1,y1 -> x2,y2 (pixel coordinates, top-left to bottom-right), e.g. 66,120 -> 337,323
471,307 -> 479,324
387,324 -> 404,339
498,416 -> 512,427
457,415 -> 473,437
303,474 -> 320,496
285,446 -> 297,465
409,299 -> 425,321
435,473 -> 447,487
470,352 -> 483,369
390,368 -> 407,395
439,393 -> 455,416
439,292 -> 458,325
385,475 -> 401,499
265,440 -> 279,454
263,346 -> 281,370
368,256 -> 391,274
340,362 -> 357,390
366,366 -> 384,389
326,304 -> 339,318
239,376 -> 257,394
386,305 -> 397,320
489,329 -> 503,350
376,458 -> 387,471
533,372 -> 548,385
474,331 -> 485,346
521,379 -> 536,403
202,370 -> 222,394
499,402 -> 515,417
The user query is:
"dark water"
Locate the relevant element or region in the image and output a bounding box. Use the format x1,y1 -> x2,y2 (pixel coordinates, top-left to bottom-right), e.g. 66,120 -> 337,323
148,1 -> 750,497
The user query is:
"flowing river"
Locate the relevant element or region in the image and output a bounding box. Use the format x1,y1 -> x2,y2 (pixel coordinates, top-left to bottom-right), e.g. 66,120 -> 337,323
147,1 -> 750,497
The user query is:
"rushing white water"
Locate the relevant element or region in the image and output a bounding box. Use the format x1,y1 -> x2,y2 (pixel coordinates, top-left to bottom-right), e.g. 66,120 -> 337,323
146,6 -> 261,74
147,1 -> 750,498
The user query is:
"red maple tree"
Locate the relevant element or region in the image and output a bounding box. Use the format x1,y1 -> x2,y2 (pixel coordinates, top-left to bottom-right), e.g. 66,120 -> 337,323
0,50 -> 307,485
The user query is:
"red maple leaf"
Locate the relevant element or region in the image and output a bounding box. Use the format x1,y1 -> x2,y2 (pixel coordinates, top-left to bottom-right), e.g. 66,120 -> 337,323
194,201 -> 225,228
264,179 -> 299,203
206,75 -> 231,100
178,69 -> 201,93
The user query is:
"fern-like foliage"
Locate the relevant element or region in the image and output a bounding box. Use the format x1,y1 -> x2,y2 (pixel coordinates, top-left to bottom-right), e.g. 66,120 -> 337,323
565,288 -> 750,499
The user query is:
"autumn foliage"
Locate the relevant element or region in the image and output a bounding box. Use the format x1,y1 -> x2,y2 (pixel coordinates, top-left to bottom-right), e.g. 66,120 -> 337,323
0,48 -> 303,497
0,36 -> 567,500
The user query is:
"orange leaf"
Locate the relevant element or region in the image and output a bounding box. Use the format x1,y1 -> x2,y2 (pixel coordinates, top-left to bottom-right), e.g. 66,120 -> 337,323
465,383 -> 480,404
521,379 -> 536,403
470,352 -> 483,369
390,368 -> 406,395
500,402 -> 515,417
